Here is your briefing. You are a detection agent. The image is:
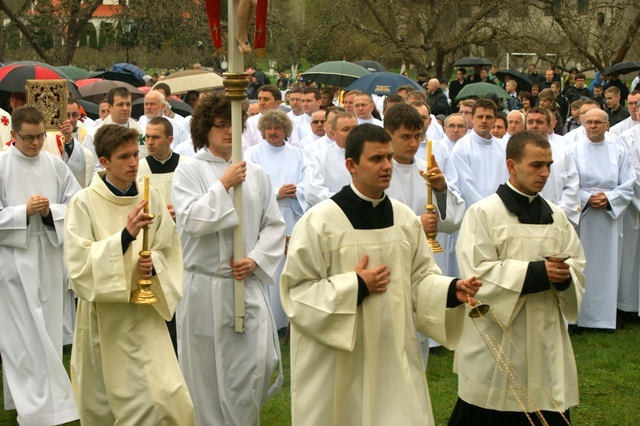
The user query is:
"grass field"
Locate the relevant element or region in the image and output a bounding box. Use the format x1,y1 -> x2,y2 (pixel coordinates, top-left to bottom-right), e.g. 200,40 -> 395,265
2,322 -> 639,425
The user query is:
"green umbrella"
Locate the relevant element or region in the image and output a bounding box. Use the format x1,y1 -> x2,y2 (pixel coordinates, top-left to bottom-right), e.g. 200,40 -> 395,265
57,66 -> 90,81
302,61 -> 370,87
454,82 -> 510,101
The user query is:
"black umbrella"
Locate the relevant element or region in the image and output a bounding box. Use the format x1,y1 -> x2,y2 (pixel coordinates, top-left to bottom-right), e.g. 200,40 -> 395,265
496,69 -> 532,92
602,62 -> 640,76
131,97 -> 193,119
354,60 -> 386,73
453,57 -> 493,67
75,99 -> 99,120
89,70 -> 145,87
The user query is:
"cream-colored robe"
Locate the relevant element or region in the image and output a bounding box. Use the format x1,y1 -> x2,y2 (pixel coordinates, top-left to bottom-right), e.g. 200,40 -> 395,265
454,193 -> 586,413
64,173 -> 194,426
280,198 -> 464,426
137,154 -> 187,206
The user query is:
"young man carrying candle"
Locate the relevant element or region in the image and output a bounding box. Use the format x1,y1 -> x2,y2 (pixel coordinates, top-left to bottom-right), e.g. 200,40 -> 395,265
280,123 -> 481,425
64,124 -> 194,425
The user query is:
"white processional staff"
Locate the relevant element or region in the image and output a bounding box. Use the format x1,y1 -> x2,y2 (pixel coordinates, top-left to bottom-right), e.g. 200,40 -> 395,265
225,0 -> 247,334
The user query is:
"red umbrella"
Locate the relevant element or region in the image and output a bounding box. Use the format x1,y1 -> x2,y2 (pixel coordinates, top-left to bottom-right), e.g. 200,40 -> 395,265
0,63 -> 81,97
75,78 -> 105,88
78,80 -> 144,104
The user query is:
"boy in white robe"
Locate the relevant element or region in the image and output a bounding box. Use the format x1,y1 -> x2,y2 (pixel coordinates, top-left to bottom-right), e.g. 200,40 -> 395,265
384,103 -> 467,365
64,124 -> 194,425
450,98 -> 509,208
172,93 -> 286,425
281,124 -> 482,426
0,106 -> 80,425
451,130 -> 586,425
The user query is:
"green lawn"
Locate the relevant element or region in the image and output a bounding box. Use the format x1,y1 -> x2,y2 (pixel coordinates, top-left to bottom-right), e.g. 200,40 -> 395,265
3,322 -> 640,425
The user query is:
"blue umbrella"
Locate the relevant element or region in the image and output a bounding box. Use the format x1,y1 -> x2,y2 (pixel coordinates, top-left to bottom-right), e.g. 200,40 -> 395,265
111,63 -> 147,81
345,72 -> 423,95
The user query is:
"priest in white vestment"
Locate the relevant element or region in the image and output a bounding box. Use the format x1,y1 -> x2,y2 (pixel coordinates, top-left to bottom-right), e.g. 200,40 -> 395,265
65,124 -> 194,425
451,130 -> 585,425
281,124 -> 481,426
245,110 -> 309,331
609,91 -> 639,136
136,91 -> 190,149
450,99 -> 509,208
568,109 -> 635,330
617,119 -> 640,316
0,106 -> 81,425
172,94 -> 286,425
303,112 -> 358,206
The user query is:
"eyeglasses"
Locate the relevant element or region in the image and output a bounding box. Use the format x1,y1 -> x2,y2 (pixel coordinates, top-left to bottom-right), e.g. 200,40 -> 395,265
16,131 -> 46,143
311,120 -> 326,125
211,122 -> 232,130
446,124 -> 466,129
67,112 -> 80,118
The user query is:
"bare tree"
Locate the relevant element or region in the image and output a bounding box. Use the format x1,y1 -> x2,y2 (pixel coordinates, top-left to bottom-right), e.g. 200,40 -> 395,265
519,0 -> 640,71
0,0 -> 103,65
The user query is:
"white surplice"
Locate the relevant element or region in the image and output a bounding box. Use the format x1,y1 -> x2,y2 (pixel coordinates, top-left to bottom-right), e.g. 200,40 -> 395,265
569,139 -> 635,329
0,146 -> 80,425
540,140 -> 581,226
304,141 -> 351,206
455,192 -> 585,413
616,126 -> 640,313
245,142 -> 308,330
172,148 -> 286,426
280,197 -> 465,426
386,155 -> 466,364
450,130 -> 509,208
136,153 -> 188,206
65,173 -> 194,425
83,116 -> 146,172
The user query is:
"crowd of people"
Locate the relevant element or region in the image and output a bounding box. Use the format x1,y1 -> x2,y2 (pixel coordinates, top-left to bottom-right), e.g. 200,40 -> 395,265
0,61 -> 638,425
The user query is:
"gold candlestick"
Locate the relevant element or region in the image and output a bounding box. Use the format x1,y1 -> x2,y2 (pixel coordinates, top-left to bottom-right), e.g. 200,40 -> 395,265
131,176 -> 158,304
424,139 -> 443,253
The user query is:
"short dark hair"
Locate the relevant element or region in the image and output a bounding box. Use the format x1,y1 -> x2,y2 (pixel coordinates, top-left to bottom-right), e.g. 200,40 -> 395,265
302,87 -> 321,100
94,124 -> 140,160
519,92 -> 536,107
383,94 -> 404,114
11,106 -> 44,131
107,87 -> 131,105
506,130 -> 550,162
575,73 -> 586,80
383,103 -> 424,134
472,98 -> 498,116
594,83 -> 603,90
190,92 -> 246,151
288,85 -> 303,95
148,116 -> 173,137
527,106 -> 552,124
154,83 -> 171,97
457,68 -> 467,75
345,123 -> 391,164
67,98 -> 78,106
495,112 -> 507,128
258,84 -> 282,101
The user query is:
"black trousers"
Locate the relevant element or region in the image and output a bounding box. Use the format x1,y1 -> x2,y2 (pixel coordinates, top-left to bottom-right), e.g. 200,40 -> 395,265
448,397 -> 571,426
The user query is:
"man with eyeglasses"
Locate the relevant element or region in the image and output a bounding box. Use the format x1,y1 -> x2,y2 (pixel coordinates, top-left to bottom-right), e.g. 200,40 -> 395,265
0,106 -> 81,424
298,109 -> 326,148
172,93 -> 285,425
439,113 -> 468,155
568,108 -> 635,332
